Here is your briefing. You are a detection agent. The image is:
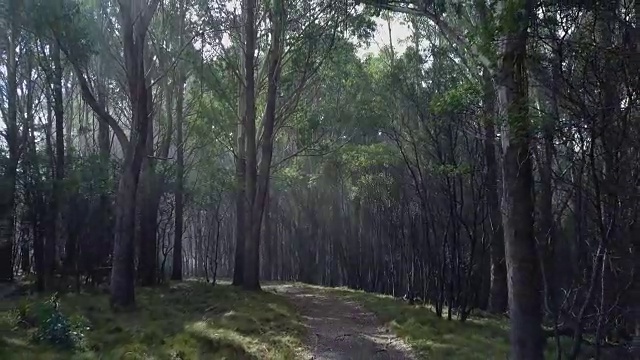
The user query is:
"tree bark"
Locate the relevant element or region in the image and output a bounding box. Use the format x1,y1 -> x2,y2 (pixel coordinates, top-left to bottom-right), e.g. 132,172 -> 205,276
171,78 -> 186,281
137,117 -> 159,286
0,0 -> 20,283
241,0 -> 259,290
496,0 -> 544,357
109,0 -> 160,309
243,0 -> 284,290
483,71 -> 508,314
233,16 -> 247,285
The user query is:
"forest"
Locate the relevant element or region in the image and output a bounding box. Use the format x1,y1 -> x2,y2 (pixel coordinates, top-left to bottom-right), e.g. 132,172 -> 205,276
0,0 -> 638,359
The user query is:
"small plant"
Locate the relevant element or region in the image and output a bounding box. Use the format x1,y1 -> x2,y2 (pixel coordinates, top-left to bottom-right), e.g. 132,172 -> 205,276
25,294 -> 90,351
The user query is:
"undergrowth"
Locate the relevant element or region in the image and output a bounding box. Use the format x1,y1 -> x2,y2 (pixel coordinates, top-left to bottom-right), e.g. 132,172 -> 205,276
0,281 -> 305,359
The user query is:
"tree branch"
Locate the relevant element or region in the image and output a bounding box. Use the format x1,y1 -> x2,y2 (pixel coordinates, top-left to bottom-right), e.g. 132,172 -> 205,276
366,1 -> 495,73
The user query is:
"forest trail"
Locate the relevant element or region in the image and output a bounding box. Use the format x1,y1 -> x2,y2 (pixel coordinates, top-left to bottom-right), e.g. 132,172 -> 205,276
275,284 -> 416,360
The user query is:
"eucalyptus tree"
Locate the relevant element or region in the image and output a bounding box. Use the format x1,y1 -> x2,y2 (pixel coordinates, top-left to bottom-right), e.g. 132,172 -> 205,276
31,0 -> 161,308
0,0 -> 23,283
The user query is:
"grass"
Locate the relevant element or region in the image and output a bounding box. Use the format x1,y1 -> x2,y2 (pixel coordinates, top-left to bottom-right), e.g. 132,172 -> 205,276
311,285 -> 569,360
0,281 -> 306,360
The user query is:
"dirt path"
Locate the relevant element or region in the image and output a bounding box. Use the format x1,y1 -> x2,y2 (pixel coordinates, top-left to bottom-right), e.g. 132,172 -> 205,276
275,284 -> 415,360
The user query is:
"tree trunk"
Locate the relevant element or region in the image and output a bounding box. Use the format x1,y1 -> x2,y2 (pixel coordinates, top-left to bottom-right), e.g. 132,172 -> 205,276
241,0 -> 259,290
0,1 -> 20,283
171,78 -> 185,281
111,162 -> 142,308
496,0 -> 543,357
243,0 -> 283,291
233,22 -> 247,285
51,42 -> 70,276
483,71 -> 508,314
137,127 -> 159,286
109,0 -> 159,309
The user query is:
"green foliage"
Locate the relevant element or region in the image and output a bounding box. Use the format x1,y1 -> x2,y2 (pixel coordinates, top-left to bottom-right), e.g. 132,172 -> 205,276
430,80 -> 482,115
12,294 -> 89,351
338,143 -> 401,200
27,0 -> 98,65
341,143 -> 396,169
276,161 -> 308,189
431,162 -> 472,176
496,0 -> 529,34
64,153 -> 115,199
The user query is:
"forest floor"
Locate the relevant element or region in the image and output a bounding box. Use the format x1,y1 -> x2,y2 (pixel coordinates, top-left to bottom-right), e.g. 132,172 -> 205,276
0,281 -> 570,359
0,281 -> 306,359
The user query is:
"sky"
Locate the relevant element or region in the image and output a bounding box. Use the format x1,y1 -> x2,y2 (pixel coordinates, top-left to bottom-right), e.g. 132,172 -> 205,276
357,16 -> 412,57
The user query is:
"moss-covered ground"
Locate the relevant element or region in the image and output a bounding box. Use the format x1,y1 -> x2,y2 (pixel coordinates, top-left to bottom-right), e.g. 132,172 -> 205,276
0,281 -> 305,360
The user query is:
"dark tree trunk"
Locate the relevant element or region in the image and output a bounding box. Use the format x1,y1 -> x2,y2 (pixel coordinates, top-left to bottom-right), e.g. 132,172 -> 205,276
109,0 -> 159,309
97,82 -> 112,269
0,3 -> 20,283
483,71 -> 508,314
243,0 -> 283,290
137,147 -> 160,286
111,162 -> 142,308
43,90 -> 57,288
496,1 -> 544,357
137,87 -> 159,286
171,79 -> 185,281
233,37 -> 247,285
241,0 -> 259,290
232,152 -> 246,285
51,43 -> 71,274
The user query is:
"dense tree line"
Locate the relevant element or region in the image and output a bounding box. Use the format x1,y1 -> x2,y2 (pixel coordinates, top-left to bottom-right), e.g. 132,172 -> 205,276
0,0 -> 637,358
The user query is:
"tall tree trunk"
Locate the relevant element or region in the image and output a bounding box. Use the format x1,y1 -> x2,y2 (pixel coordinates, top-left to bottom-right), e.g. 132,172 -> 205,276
243,0 -> 284,290
0,0 -> 20,283
483,71 -> 507,313
137,118 -> 158,286
233,17 -> 247,285
109,0 -> 160,309
43,94 -> 57,288
95,0 -> 112,270
242,0 -> 259,289
171,78 -> 185,281
51,42 -> 70,275
97,70 -> 112,269
496,0 -> 543,357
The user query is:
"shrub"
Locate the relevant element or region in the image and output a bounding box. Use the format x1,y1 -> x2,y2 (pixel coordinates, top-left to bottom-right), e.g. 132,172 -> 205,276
24,294 -> 90,351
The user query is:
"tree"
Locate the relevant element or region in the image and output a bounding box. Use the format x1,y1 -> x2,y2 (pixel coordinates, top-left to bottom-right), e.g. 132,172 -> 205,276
0,0 -> 22,283
45,0 -> 161,308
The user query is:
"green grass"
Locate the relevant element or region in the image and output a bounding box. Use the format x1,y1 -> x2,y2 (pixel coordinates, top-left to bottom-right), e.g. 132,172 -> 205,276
0,281 -> 306,360
312,285 -> 569,360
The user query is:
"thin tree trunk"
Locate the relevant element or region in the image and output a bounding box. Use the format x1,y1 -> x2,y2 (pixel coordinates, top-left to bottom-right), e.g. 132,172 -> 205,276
483,71 -> 507,314
233,19 -> 247,285
242,0 -> 259,290
171,78 -> 186,281
51,42 -> 70,275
